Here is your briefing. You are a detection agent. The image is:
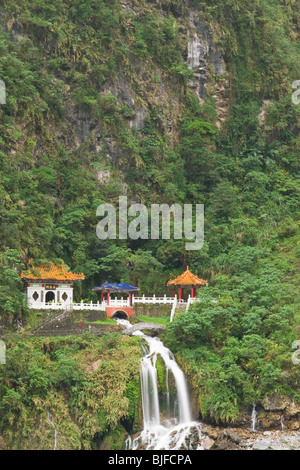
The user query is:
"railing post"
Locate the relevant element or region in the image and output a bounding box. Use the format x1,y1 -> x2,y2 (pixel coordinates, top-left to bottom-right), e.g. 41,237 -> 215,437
186,294 -> 190,312
142,294 -> 145,304
170,294 -> 177,322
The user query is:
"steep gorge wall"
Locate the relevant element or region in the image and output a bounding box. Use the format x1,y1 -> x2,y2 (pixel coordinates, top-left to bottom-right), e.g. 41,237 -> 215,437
1,1 -> 227,176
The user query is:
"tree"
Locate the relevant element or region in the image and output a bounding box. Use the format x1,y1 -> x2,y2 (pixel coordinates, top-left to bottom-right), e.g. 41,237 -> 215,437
0,250 -> 26,321
128,249 -> 164,293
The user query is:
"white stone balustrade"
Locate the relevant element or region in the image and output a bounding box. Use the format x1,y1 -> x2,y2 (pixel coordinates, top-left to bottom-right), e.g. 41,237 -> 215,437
28,294 -> 198,318
132,294 -> 174,304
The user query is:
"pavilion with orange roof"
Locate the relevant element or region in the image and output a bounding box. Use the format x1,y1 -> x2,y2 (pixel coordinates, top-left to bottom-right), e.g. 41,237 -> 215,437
21,260 -> 85,309
167,266 -> 208,302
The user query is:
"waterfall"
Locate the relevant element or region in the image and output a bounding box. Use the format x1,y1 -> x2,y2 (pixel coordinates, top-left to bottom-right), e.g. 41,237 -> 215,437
137,331 -> 192,427
140,344 -> 161,427
47,412 -> 59,450
251,403 -> 257,432
116,319 -> 203,450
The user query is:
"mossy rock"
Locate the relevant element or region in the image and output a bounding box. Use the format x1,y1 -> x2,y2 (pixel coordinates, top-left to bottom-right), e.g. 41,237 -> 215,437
99,425 -> 128,450
156,353 -> 167,394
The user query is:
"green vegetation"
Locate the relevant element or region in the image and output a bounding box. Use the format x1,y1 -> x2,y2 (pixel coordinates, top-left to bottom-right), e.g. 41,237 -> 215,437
0,0 -> 299,438
0,332 -> 141,449
155,354 -> 167,395
163,249 -> 300,423
85,319 -> 117,325
136,315 -> 170,325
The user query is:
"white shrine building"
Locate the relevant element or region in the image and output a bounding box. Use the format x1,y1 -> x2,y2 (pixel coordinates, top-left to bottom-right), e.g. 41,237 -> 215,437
21,261 -> 85,309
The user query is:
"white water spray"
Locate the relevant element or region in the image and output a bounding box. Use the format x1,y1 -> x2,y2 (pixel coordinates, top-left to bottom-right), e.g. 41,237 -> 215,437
124,435 -> 132,450
116,319 -> 203,450
251,403 -> 257,432
137,330 -> 193,427
47,412 -> 59,450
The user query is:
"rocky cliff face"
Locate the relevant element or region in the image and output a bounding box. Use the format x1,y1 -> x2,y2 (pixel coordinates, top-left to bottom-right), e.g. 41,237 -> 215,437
186,11 -> 229,128
1,0 -> 299,435
2,2 -> 228,174
190,385 -> 300,433
187,12 -> 225,96
231,395 -> 300,432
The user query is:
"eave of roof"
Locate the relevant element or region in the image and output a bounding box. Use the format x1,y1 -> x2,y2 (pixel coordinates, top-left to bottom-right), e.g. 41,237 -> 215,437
92,282 -> 139,292
21,261 -> 85,282
167,266 -> 207,286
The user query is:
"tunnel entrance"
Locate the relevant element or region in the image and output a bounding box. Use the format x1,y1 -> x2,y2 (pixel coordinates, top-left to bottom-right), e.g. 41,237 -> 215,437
45,291 -> 55,303
112,310 -> 129,320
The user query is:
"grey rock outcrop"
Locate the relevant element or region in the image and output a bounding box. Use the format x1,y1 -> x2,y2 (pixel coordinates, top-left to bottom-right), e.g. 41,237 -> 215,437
187,11 -> 225,100
262,394 -> 291,412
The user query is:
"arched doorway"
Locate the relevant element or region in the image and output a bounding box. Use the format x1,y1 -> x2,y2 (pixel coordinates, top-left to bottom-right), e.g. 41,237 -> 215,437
112,310 -> 129,320
45,291 -> 55,303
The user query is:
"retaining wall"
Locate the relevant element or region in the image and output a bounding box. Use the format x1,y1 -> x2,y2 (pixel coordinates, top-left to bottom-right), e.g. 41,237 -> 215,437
32,310 -> 120,337
133,303 -> 171,317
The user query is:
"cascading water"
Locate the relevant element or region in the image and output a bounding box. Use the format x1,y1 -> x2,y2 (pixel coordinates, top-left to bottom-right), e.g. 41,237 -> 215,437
251,403 -> 257,432
47,412 -> 59,450
116,319 -> 204,450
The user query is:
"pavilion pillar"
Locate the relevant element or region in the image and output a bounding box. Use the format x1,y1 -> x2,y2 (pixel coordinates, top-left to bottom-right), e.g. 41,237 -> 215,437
101,292 -> 104,303
107,290 -> 110,306
166,267 -> 207,306
129,292 -> 132,307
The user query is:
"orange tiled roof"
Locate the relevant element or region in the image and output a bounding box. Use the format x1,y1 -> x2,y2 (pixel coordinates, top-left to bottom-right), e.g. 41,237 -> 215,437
167,266 -> 207,286
21,261 -> 85,282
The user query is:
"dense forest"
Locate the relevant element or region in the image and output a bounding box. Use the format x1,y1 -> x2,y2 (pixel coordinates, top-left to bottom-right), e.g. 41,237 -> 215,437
0,0 -> 299,449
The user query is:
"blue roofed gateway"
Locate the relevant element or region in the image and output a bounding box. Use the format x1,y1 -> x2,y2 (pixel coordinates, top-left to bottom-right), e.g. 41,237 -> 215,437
92,282 -> 140,306
92,282 -> 140,319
